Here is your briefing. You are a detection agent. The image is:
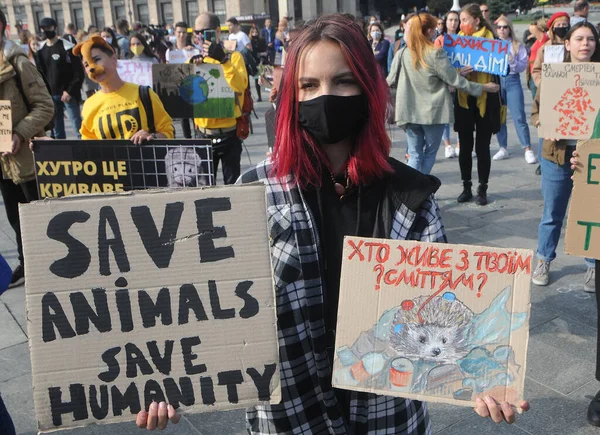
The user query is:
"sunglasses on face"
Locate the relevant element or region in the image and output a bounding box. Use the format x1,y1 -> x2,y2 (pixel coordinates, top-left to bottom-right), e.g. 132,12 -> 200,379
481,8 -> 489,12
497,25 -> 509,29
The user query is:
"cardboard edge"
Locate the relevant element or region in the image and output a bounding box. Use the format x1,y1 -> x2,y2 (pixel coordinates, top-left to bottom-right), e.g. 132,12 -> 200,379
262,187 -> 283,404
565,140 -> 593,257
20,182 -> 268,206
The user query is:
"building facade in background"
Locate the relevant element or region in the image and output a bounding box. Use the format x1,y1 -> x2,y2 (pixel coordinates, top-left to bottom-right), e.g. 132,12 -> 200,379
0,0 -> 370,37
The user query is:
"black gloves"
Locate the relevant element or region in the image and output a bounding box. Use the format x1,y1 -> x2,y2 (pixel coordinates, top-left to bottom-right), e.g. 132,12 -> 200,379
208,43 -> 226,63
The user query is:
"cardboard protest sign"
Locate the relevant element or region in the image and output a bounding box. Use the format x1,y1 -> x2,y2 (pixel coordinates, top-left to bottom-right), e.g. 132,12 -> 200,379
21,185 -> 280,432
117,61 -> 153,87
333,237 -> 532,407
0,100 -> 12,152
33,139 -> 214,198
166,48 -> 201,64
566,139 -> 600,259
152,64 -> 235,119
443,34 -> 510,76
538,63 -> 600,140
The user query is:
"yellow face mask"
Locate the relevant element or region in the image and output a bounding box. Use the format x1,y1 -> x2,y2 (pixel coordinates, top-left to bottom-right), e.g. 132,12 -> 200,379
131,45 -> 144,56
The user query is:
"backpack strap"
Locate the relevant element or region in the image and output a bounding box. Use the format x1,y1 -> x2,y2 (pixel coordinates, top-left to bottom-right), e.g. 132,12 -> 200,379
8,58 -> 30,111
138,85 -> 155,133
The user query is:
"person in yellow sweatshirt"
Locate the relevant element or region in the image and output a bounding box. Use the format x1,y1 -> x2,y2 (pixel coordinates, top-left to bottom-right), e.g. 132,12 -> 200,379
191,12 -> 248,184
74,36 -> 174,142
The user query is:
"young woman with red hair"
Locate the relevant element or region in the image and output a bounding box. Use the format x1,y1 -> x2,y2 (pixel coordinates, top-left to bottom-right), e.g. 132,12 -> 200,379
136,13 -> 528,433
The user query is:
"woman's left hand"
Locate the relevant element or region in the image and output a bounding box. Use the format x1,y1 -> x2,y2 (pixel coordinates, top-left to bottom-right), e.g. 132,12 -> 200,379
130,130 -> 153,145
474,397 -> 530,424
570,150 -> 581,180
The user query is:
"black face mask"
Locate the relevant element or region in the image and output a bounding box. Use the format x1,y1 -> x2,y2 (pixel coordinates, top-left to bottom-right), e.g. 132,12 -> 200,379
554,26 -> 570,39
43,30 -> 57,40
298,94 -> 369,145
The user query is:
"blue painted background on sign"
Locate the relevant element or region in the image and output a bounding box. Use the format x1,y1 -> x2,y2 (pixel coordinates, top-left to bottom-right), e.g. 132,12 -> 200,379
443,34 -> 510,77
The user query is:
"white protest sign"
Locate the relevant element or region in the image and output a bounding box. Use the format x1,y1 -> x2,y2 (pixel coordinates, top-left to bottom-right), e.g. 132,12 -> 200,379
166,48 -> 200,64
21,185 -> 280,432
544,45 -> 565,63
117,60 -> 153,87
0,100 -> 12,153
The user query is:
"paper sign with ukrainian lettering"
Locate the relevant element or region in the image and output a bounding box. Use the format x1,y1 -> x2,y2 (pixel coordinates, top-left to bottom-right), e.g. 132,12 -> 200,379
33,139 -> 214,198
0,100 -> 12,153
117,61 -> 153,87
566,139 -> 600,260
333,237 -> 532,407
20,185 -> 280,432
152,64 -> 235,119
539,63 -> 600,140
442,34 -> 510,76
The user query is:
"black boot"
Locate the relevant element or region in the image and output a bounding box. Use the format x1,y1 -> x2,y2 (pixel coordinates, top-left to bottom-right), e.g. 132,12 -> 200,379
476,183 -> 488,206
457,181 -> 473,203
588,390 -> 600,426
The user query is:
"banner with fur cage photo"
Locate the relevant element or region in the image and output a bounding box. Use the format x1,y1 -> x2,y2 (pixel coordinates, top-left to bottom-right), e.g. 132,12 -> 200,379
333,237 -> 532,407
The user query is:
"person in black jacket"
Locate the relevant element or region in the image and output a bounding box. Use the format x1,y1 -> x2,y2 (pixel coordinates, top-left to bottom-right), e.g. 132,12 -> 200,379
249,27 -> 267,102
35,17 -> 84,139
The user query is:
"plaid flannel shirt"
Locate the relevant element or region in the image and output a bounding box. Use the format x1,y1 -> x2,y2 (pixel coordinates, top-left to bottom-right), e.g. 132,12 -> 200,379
238,160 -> 447,435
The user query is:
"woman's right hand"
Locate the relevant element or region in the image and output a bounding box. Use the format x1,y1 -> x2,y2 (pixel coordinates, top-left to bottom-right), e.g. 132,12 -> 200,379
483,82 -> 500,93
136,402 -> 180,430
29,135 -> 53,151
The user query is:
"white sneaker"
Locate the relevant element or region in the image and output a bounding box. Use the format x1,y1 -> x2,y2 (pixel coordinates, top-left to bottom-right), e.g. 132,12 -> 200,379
455,147 -> 460,157
492,148 -> 510,160
524,149 -> 538,164
532,259 -> 550,286
445,146 -> 456,158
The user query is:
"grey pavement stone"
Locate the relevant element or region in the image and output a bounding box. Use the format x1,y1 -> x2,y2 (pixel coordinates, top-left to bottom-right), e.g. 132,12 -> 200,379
0,342 -> 30,384
1,286 -> 27,333
181,409 -> 247,435
0,301 -> 27,350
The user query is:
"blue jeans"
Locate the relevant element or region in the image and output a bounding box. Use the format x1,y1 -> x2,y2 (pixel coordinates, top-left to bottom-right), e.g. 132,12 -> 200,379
405,123 -> 445,174
0,394 -> 16,435
537,156 -> 595,267
442,124 -> 452,142
497,74 -> 532,150
52,95 -> 82,139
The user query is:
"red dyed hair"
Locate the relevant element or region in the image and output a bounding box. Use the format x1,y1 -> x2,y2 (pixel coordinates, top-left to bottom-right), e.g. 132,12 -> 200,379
272,14 -> 392,188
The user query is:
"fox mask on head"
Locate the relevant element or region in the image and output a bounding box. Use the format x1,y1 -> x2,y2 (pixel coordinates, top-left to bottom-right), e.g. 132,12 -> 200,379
73,35 -> 115,81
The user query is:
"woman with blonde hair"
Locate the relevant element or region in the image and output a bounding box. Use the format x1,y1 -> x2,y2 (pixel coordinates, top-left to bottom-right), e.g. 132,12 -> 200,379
387,12 -> 498,175
492,15 -> 536,164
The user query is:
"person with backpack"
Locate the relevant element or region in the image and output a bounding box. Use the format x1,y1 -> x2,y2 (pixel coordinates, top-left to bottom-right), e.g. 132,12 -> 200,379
190,12 -> 248,185
0,10 -> 54,288
35,17 -> 84,140
70,36 -> 174,141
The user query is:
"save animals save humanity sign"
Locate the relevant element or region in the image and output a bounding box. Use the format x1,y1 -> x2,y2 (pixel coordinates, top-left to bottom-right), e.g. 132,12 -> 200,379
333,237 -> 532,407
443,34 -> 510,76
539,63 -> 600,140
20,185 -> 280,432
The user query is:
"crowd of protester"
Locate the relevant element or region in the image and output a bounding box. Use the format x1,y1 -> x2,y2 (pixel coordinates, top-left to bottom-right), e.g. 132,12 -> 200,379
1,2 -> 600,433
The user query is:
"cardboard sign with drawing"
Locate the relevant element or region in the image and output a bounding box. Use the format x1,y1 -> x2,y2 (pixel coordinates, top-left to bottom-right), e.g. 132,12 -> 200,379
20,185 -> 280,432
152,64 -> 235,120
333,237 -> 532,407
566,139 -> 600,260
539,63 -> 600,139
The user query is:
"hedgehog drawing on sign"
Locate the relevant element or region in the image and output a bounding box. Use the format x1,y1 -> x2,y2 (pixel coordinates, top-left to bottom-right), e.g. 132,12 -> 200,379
333,286 -> 528,402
